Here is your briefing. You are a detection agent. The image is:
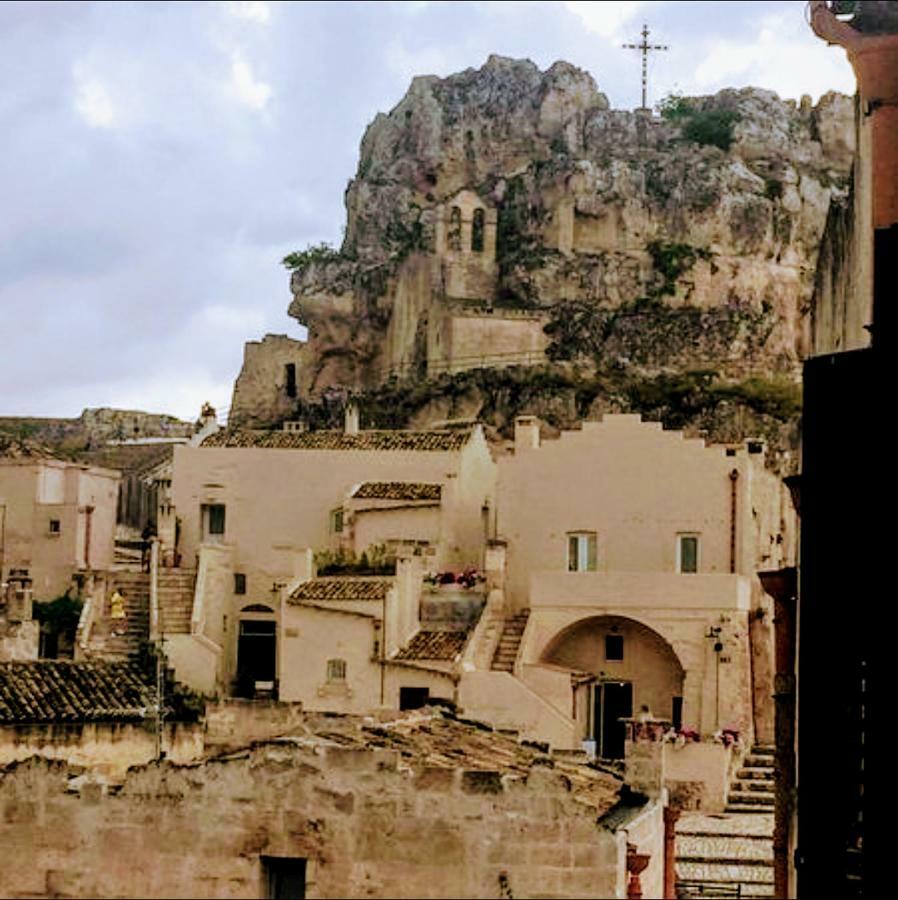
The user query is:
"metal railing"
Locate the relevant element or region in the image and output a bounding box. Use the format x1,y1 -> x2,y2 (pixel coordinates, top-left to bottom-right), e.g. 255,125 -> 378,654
387,349 -> 548,379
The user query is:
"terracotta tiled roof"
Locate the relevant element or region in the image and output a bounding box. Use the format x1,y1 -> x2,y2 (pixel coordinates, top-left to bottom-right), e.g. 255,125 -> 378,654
0,661 -> 158,724
289,578 -> 393,603
352,481 -> 442,502
394,631 -> 468,661
201,429 -> 469,452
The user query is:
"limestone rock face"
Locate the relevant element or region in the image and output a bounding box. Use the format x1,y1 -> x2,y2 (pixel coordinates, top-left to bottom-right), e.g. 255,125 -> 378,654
235,56 -> 853,430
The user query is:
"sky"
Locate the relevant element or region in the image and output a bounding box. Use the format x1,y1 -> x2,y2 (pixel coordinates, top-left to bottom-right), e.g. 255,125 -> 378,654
0,0 -> 855,423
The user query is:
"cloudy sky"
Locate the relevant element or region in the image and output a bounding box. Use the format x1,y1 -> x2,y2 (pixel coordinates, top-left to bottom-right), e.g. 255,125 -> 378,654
0,0 -> 855,423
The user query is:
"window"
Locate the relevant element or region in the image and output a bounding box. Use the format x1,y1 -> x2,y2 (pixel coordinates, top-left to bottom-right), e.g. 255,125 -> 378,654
448,206 -> 462,251
234,573 -> 246,595
567,532 -> 597,572
400,686 -> 430,710
326,658 -> 346,682
471,208 -> 485,252
678,534 -> 700,573
202,504 -> 226,540
284,363 -> 297,399
605,634 -> 624,661
262,856 -> 306,900
48,519 -> 61,535
330,508 -> 343,534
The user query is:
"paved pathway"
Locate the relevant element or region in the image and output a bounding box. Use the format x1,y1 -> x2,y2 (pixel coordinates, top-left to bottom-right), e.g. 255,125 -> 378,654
675,811 -> 774,898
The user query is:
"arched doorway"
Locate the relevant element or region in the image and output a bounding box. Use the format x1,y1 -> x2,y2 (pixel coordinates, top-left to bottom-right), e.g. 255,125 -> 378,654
236,603 -> 277,698
542,615 -> 685,759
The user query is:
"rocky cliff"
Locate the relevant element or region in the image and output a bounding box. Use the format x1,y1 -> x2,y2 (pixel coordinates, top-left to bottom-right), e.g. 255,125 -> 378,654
231,56 -> 853,467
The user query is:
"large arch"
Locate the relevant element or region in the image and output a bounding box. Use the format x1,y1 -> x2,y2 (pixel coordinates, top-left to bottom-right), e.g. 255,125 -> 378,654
541,614 -> 686,729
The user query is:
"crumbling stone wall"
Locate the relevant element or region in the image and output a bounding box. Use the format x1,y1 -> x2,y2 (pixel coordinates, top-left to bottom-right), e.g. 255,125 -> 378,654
0,741 -> 638,899
229,334 -> 307,428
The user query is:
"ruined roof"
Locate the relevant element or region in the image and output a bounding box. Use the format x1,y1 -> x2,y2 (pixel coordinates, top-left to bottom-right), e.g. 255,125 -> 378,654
394,630 -> 468,661
0,660 -> 157,724
201,429 -> 470,452
289,578 -> 393,602
352,481 -> 442,502
279,707 -> 623,815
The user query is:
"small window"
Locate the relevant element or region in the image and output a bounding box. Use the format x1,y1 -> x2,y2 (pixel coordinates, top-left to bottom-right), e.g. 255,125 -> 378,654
284,363 -> 297,399
262,856 -> 306,900
326,658 -> 346,682
678,534 -> 699,574
48,519 -> 61,535
567,532 -> 597,572
330,508 -> 343,534
234,573 -> 247,595
399,686 -> 430,710
471,208 -> 485,252
448,206 -> 462,251
605,634 -> 624,661
202,503 -> 226,539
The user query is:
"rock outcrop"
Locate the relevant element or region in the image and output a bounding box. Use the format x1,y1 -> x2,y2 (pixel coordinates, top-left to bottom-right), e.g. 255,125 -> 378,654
231,55 -> 853,464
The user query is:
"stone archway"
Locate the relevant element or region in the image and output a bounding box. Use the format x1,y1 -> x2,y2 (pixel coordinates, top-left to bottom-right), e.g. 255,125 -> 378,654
542,615 -> 685,752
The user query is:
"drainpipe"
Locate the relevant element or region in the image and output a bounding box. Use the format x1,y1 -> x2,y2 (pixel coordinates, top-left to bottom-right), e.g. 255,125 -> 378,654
663,807 -> 681,900
759,567 -> 798,900
729,469 -> 739,574
82,505 -> 95,570
149,537 -> 160,642
379,590 -> 386,706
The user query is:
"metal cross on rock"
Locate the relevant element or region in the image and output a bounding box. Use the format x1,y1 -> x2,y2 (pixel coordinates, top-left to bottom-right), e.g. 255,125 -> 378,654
622,23 -> 668,110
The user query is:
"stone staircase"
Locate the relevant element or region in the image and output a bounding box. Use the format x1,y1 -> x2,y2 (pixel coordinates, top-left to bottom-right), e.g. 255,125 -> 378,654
86,569 -> 196,660
490,610 -> 529,672
726,745 -> 775,814
676,811 -> 774,898
89,571 -> 150,659
158,570 -> 196,635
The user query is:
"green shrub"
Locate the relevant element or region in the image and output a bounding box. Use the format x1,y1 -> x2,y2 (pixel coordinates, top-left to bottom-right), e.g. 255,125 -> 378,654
314,544 -> 397,577
659,93 -> 741,151
682,109 -> 741,151
282,242 -> 341,271
646,241 -> 712,297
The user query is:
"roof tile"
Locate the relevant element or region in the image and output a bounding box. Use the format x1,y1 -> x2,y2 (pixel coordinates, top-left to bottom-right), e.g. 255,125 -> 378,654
394,631 -> 468,661
352,481 -> 442,502
290,578 -> 393,603
0,661 -> 159,724
201,429 -> 469,452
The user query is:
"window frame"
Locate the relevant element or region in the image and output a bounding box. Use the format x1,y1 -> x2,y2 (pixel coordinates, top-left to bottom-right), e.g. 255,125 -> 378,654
201,503 -> 226,541
677,533 -> 700,574
330,507 -> 344,534
234,572 -> 247,595
567,531 -> 598,572
604,633 -> 624,661
326,658 -> 346,683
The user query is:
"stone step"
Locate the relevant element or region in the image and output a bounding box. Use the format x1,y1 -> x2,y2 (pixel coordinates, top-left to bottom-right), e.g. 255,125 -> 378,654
737,781 -> 775,794
676,862 -> 774,885
744,754 -> 774,768
736,766 -> 774,780
724,803 -> 775,814
727,790 -> 774,805
676,839 -> 772,865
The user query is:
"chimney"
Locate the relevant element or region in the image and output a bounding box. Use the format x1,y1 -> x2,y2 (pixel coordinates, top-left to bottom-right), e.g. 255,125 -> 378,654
514,416 -> 540,451
344,403 -> 360,436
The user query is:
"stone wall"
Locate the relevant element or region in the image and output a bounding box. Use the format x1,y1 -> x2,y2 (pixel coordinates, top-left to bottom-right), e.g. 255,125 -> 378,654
811,96 -> 874,355
0,740 -> 647,899
0,722 -> 204,777
0,618 -> 39,661
229,334 -> 307,429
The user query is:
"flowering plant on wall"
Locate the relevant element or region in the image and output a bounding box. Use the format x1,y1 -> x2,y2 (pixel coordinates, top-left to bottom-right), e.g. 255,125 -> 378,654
423,568 -> 486,589
663,725 -> 701,747
713,726 -> 741,748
